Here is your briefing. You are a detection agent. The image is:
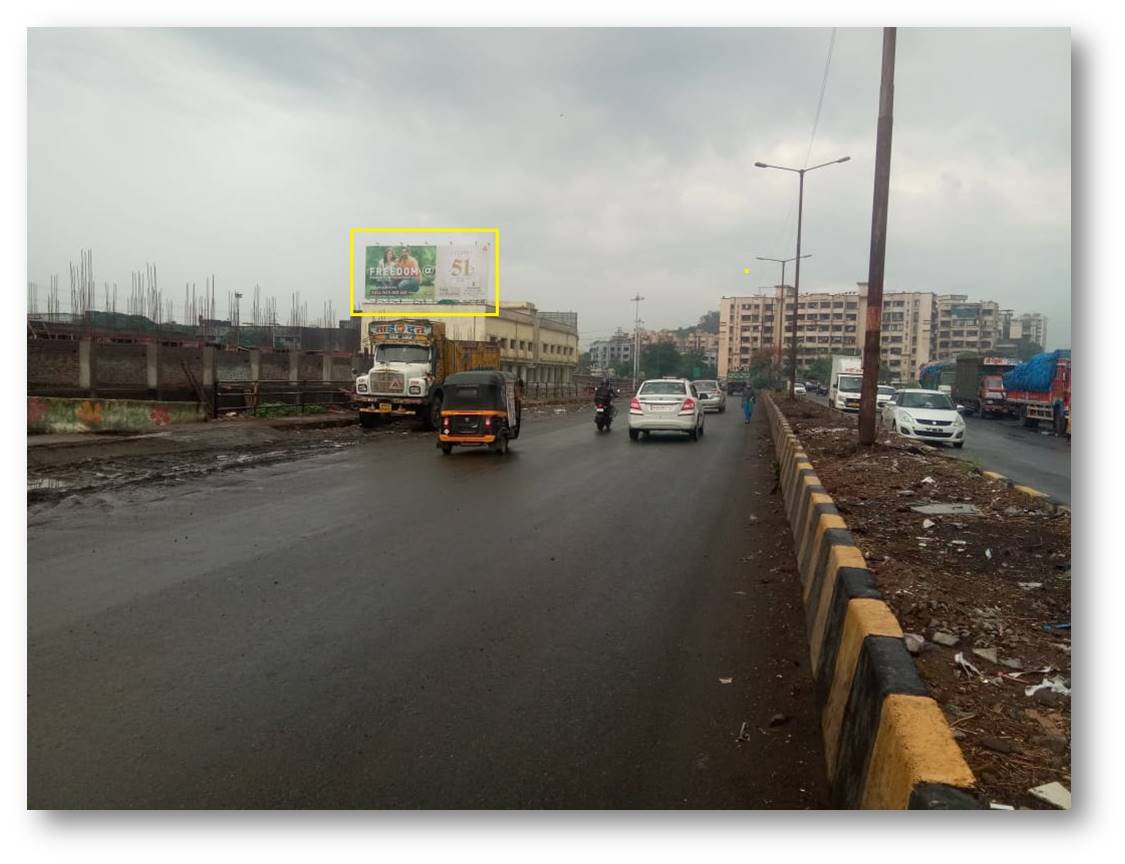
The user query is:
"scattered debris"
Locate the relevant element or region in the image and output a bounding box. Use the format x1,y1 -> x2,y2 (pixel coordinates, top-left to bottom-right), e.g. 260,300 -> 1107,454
768,713 -> 790,728
921,476 -> 935,485
1025,676 -> 1071,698
1018,582 -> 1043,590
718,677 -> 733,685
922,518 -> 936,530
911,503 -> 983,516
904,633 -> 925,655
954,651 -> 982,677
980,736 -> 1017,755
933,631 -> 960,647
989,802 -> 1015,810
1028,781 -> 1071,810
736,721 -> 752,742
985,548 -> 993,560
972,646 -> 999,664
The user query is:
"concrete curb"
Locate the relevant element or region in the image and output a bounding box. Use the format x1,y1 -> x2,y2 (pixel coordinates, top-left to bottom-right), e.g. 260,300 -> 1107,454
979,470 -> 1070,514
763,394 -> 983,810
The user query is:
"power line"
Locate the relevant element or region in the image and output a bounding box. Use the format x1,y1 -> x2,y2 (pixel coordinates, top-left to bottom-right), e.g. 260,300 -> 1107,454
770,28 -> 839,258
804,28 -> 838,168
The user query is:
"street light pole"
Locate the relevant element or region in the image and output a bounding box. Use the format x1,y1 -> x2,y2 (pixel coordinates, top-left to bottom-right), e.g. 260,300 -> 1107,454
755,156 -> 850,398
757,254 -> 811,386
630,293 -> 644,391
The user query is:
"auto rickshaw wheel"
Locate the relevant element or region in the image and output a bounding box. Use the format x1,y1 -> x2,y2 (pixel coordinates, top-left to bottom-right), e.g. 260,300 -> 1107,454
493,433 -> 509,455
440,443 -> 453,455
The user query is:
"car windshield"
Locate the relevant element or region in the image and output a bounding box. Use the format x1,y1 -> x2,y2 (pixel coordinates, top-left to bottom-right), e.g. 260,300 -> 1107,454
899,392 -> 955,410
639,381 -> 687,396
838,375 -> 862,392
878,386 -> 895,396
693,381 -> 718,391
375,344 -> 430,364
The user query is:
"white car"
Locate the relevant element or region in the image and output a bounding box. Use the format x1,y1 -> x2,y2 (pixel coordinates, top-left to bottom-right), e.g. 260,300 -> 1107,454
628,378 -> 705,441
691,379 -> 726,413
876,385 -> 897,409
881,388 -> 965,448
793,383 -> 807,395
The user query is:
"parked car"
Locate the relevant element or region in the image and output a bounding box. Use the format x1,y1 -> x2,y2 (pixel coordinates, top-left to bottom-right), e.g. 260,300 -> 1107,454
793,383 -> 807,395
876,385 -> 897,409
691,379 -> 726,413
816,382 -> 829,396
880,388 -> 965,448
628,378 -> 705,441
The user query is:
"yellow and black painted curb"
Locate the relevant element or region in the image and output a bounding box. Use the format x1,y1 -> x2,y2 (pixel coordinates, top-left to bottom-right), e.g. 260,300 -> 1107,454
763,394 -> 983,809
979,470 -> 1070,514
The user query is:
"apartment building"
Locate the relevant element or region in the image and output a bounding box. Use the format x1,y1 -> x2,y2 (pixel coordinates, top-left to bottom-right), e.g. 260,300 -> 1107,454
589,328 -> 634,372
719,284 -> 937,381
1004,311 -> 1048,349
933,295 -> 1001,361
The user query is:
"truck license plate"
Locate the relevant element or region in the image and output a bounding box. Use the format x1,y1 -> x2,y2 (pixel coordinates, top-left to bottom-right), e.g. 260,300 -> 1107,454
378,403 -> 393,413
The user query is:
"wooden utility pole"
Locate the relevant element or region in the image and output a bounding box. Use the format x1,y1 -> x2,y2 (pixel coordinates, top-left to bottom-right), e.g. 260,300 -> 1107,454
858,27 -> 897,445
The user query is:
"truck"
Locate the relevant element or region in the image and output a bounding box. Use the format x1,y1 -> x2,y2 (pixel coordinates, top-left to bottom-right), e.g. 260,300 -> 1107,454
919,360 -> 956,395
354,319 -> 501,428
952,355 -> 1019,418
1002,349 -> 1071,433
828,355 -> 863,411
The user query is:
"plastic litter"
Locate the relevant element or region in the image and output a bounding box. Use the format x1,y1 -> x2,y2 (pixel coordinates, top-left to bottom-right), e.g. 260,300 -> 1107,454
954,651 -> 982,677
1028,781 -> 1071,810
922,518 -> 935,529
1018,582 -> 1043,590
1025,676 -> 1070,698
719,677 -> 733,685
921,476 -> 935,485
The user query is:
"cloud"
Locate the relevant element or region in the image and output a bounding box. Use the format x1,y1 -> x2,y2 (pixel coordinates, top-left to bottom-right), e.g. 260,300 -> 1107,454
27,27 -> 1071,347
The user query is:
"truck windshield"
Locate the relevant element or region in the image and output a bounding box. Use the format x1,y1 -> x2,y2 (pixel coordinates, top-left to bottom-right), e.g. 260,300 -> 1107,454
982,375 -> 1005,389
837,375 -> 862,393
375,344 -> 430,364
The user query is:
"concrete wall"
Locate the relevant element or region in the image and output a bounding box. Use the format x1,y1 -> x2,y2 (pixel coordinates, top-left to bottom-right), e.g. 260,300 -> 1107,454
28,397 -> 206,434
28,342 -> 80,388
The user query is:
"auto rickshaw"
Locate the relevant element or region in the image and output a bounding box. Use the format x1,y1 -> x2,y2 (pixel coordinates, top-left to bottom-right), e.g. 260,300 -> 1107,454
437,370 -> 523,455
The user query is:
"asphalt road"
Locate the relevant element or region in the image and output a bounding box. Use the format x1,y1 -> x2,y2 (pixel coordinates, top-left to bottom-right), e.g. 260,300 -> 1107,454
802,393 -> 1071,504
28,408 -> 829,809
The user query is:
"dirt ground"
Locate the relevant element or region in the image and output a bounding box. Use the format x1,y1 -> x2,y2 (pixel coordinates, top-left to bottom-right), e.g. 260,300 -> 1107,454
776,398 -> 1071,810
27,403 -> 586,510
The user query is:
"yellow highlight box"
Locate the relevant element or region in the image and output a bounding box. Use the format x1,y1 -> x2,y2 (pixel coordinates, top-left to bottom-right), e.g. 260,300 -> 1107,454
349,227 -> 500,318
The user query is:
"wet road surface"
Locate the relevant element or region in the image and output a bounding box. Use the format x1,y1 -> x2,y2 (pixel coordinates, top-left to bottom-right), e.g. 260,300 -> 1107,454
28,409 -> 828,808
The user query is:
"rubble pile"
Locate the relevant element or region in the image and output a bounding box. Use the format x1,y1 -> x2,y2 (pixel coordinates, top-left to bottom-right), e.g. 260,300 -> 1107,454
778,399 -> 1071,809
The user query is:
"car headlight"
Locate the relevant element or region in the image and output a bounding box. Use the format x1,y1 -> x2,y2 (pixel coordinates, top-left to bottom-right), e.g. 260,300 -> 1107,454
953,414 -> 965,426
357,382 -> 368,393
898,411 -> 914,423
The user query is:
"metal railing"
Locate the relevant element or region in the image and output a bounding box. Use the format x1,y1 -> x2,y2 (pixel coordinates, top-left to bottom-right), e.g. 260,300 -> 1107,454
213,379 -> 356,418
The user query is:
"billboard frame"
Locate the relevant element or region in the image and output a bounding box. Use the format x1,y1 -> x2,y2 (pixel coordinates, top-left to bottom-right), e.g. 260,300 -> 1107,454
349,227 -> 500,318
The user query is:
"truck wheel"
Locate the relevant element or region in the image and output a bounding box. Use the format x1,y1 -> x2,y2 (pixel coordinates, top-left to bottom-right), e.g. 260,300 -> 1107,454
428,394 -> 443,430
359,413 -> 379,429
1053,408 -> 1067,437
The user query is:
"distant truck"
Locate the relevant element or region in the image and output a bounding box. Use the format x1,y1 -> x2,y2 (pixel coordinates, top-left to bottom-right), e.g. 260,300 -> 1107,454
1002,349 -> 1071,434
919,360 -> 956,395
354,319 -> 501,428
952,356 -> 1019,418
828,355 -> 863,411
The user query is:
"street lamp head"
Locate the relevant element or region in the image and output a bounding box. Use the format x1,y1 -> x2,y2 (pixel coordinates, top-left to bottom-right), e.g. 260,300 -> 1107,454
836,156 -> 851,164
753,161 -> 769,168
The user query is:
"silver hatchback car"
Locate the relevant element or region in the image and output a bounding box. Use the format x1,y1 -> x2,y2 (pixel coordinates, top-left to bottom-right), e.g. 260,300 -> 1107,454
628,378 -> 706,441
691,379 -> 726,413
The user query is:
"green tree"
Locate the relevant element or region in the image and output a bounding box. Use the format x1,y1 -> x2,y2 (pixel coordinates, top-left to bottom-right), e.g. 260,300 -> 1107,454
577,351 -> 592,376
680,350 -> 717,380
641,342 -> 682,378
1017,339 -> 1045,361
697,311 -> 720,334
748,349 -> 782,389
807,356 -> 832,385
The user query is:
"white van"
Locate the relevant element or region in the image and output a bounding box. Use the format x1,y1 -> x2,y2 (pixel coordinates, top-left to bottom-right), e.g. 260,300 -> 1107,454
828,356 -> 863,411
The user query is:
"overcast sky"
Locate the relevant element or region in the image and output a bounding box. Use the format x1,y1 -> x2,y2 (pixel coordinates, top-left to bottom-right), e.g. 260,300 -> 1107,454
27,27 -> 1070,348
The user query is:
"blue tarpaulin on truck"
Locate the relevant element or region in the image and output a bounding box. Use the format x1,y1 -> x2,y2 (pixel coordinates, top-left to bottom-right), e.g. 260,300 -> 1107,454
1003,350 -> 1070,392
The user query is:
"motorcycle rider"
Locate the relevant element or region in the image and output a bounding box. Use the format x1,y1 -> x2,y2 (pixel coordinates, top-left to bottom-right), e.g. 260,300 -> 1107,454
594,376 -> 616,418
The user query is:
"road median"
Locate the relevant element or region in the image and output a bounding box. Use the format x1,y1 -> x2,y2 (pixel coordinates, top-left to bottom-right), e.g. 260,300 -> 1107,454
765,393 -> 983,809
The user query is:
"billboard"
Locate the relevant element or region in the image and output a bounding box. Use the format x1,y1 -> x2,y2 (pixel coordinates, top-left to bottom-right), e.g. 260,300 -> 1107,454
365,245 -> 438,302
350,228 -> 500,318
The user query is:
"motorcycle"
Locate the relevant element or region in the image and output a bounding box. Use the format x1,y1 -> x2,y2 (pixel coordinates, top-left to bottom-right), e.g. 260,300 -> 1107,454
594,399 -> 615,432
